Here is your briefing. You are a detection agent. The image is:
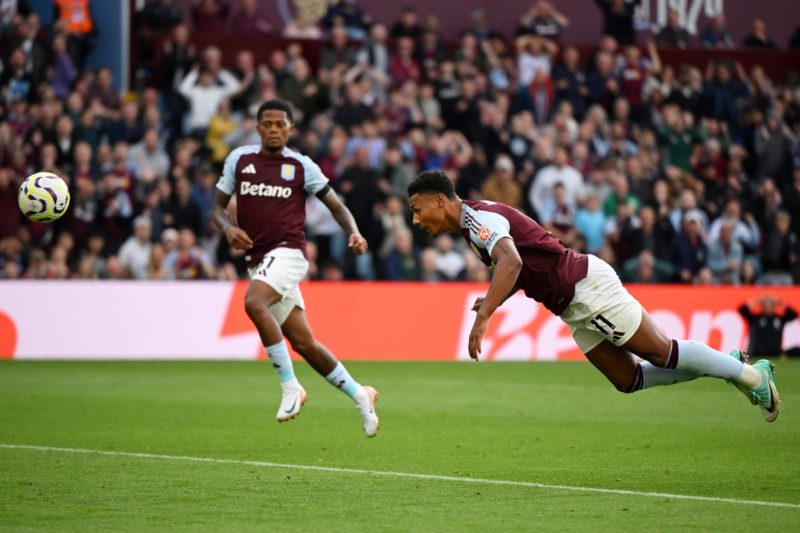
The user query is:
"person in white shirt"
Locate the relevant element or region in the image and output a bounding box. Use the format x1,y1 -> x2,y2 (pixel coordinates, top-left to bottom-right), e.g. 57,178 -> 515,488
528,146 -> 585,217
118,215 -> 153,279
178,64 -> 240,135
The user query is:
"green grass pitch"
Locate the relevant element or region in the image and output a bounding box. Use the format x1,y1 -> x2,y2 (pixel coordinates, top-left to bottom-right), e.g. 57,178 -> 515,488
1,360 -> 798,531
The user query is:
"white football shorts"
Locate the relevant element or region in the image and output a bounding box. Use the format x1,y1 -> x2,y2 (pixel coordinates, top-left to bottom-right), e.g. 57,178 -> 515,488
247,247 -> 308,325
559,254 -> 643,353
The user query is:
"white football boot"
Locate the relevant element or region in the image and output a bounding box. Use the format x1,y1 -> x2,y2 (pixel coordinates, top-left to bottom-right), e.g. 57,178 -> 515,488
354,386 -> 379,437
276,384 -> 307,422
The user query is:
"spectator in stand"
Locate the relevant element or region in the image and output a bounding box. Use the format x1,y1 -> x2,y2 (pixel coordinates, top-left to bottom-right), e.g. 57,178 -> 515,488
592,0 -> 640,46
356,23 -> 391,77
743,18 -> 777,49
760,210 -> 798,285
128,128 -> 170,183
575,192 -> 606,254
700,13 -> 734,49
336,146 -> 385,279
191,0 -> 230,33
321,0 -> 371,40
178,62 -> 240,138
228,0 -> 271,35
390,5 -> 422,40
319,25 -> 357,73
541,181 -> 579,249
707,199 -> 760,255
13,14 -> 49,86
1,48 -> 34,103
480,154 -> 523,209
622,249 -> 674,283
552,46 -> 588,119
389,37 -> 422,85
119,215 -> 153,280
670,208 -> 708,283
164,175 -> 204,237
417,29 -> 449,78
229,49 -> 260,117
168,227 -> 212,279
707,221 -> 743,284
516,1 -> 569,42
754,112 -> 795,184
432,234 -> 465,281
50,34 -> 78,100
629,204 -> 674,261
86,67 -> 122,117
738,296 -> 799,357
205,100 -> 237,167
529,146 -> 584,218
586,50 -> 618,110
54,0 -> 96,70
655,9 -> 691,49
383,228 -> 419,281
282,13 -> 322,40
280,57 -> 329,127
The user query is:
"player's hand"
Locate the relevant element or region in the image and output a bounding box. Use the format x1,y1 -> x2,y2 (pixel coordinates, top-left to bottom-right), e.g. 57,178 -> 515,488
471,296 -> 485,312
348,233 -> 368,255
225,226 -> 253,251
468,315 -> 489,361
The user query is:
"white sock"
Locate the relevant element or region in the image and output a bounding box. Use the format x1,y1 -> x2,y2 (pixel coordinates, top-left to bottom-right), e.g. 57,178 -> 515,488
673,340 -> 743,381
265,340 -> 298,386
325,362 -> 362,399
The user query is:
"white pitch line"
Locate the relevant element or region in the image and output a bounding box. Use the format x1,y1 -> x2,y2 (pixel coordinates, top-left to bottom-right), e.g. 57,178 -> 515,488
2,443 -> 799,510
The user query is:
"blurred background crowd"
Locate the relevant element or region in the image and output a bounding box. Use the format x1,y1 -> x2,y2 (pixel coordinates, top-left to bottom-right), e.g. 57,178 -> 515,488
0,0 -> 799,285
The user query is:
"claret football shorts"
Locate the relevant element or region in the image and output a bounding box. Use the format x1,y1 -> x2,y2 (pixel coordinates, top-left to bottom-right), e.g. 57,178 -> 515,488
559,255 -> 643,353
247,247 -> 308,325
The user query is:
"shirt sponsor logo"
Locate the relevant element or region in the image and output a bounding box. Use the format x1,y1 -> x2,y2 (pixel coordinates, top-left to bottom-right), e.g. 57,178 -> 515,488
240,181 -> 293,198
478,227 -> 490,241
280,164 -> 296,181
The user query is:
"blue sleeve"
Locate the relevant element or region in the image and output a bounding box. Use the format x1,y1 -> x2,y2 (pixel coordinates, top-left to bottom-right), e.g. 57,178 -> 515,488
217,148 -> 243,196
301,155 -> 330,195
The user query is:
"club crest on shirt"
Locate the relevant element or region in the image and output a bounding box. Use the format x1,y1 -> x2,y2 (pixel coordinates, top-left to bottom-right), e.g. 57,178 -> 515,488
478,227 -> 490,241
280,164 -> 295,181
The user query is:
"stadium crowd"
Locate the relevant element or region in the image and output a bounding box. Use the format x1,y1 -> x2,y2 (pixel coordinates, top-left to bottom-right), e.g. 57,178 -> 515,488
0,0 -> 799,286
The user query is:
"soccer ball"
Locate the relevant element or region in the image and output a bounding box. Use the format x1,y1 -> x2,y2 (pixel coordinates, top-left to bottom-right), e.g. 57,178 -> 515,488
18,172 -> 71,223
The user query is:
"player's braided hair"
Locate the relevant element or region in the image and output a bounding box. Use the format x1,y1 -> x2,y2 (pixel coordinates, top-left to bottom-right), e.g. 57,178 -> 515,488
407,170 -> 456,199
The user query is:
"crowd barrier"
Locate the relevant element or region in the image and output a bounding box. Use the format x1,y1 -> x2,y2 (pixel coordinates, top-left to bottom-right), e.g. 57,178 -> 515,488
1,282 -> 798,360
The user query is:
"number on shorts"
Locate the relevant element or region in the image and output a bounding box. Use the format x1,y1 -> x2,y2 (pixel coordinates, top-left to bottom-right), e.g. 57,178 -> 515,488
257,255 -> 276,277
589,313 -> 615,335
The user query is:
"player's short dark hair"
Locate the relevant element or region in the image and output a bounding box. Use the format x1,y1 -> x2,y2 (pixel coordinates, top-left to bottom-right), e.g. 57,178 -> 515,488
407,170 -> 456,199
256,99 -> 294,124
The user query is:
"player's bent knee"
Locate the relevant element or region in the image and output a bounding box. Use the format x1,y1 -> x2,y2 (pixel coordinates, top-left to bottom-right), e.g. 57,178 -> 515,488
614,381 -> 636,394
244,294 -> 270,321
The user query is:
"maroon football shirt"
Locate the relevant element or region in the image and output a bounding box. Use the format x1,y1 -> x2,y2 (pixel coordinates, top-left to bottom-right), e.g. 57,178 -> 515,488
460,199 -> 588,315
217,145 -> 330,267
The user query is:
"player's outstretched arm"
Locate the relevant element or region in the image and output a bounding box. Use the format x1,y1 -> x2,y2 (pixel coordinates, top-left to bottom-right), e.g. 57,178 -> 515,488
320,189 -> 367,254
468,238 -> 522,360
212,190 -> 253,251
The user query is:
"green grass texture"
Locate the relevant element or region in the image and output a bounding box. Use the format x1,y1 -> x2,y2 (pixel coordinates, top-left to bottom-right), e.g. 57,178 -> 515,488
1,360 -> 798,532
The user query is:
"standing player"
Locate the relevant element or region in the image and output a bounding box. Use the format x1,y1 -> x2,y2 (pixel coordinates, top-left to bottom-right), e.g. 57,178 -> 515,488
407,170 -> 780,422
212,100 -> 379,437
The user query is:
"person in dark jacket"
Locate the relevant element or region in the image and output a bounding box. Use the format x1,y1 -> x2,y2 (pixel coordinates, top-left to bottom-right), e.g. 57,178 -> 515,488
593,0 -> 641,45
738,296 -> 799,357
